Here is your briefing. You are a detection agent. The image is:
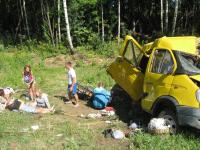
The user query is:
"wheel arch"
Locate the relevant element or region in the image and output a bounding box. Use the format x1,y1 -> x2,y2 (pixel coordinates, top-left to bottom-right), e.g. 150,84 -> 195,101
151,96 -> 179,117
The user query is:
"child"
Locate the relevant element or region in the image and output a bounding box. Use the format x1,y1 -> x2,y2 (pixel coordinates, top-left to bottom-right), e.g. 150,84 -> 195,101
92,82 -> 111,110
35,89 -> 51,108
65,61 -> 79,107
22,65 -> 35,101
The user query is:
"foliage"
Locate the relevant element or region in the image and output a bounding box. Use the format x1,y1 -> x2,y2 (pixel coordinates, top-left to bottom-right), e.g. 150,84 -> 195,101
1,0 -> 200,49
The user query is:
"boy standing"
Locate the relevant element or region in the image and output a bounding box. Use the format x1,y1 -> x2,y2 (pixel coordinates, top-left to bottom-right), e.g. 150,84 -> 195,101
65,61 -> 79,107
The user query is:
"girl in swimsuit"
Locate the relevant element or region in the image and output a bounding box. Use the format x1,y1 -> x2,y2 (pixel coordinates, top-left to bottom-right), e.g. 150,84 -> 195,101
22,65 -> 35,101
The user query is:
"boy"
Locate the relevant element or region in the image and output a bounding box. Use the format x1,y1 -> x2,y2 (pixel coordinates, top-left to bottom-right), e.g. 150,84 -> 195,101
65,61 -> 79,107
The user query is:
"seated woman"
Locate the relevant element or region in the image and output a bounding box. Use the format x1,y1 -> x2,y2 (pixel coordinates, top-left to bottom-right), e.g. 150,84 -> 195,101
0,87 -> 15,102
92,82 -> 111,110
6,99 -> 54,114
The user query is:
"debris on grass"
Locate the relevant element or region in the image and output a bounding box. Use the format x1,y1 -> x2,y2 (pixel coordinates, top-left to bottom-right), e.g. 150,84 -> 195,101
31,125 -> 39,131
148,118 -> 170,134
105,120 -> 112,124
87,113 -> 102,119
56,134 -> 63,137
103,129 -> 125,139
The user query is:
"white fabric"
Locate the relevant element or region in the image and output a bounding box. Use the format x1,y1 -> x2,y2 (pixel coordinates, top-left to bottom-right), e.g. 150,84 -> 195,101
3,87 -> 15,95
148,118 -> 169,130
36,93 -> 50,108
67,68 -> 76,85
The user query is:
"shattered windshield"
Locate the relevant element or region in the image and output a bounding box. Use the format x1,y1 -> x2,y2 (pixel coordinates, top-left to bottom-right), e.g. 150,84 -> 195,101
176,51 -> 200,75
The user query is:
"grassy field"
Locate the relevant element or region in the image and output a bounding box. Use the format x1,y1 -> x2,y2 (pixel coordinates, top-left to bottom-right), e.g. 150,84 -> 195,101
1,49 -> 200,150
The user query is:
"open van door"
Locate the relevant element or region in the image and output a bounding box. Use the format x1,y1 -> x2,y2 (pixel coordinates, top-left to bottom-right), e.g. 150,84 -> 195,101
107,36 -> 147,101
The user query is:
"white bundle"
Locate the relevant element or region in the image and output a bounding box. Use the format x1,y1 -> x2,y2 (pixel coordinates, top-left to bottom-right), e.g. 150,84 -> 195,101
148,118 -> 169,130
87,113 -> 102,119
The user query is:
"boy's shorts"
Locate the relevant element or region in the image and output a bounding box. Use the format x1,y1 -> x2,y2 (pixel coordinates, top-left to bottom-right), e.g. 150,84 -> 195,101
68,83 -> 77,95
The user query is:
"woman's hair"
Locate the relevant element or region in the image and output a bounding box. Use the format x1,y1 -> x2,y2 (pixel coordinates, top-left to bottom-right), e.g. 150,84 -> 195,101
24,65 -> 32,75
0,89 -> 4,97
97,82 -> 104,88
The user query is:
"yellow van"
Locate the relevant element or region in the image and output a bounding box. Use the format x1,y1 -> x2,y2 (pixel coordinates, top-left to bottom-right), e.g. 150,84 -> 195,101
107,35 -> 200,134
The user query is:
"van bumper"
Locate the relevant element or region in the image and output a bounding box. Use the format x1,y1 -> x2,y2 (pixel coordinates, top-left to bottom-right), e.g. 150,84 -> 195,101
177,106 -> 200,129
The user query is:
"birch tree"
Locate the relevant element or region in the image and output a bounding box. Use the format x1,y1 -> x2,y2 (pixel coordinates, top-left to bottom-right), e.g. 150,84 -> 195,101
172,0 -> 179,36
160,0 -> 164,33
101,1 -> 105,42
22,0 -> 30,39
165,0 -> 169,33
63,0 -> 75,54
118,0 -> 121,45
58,0 -> 61,43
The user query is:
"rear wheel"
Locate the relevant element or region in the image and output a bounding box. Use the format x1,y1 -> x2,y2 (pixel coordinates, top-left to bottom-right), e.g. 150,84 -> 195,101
158,109 -> 179,134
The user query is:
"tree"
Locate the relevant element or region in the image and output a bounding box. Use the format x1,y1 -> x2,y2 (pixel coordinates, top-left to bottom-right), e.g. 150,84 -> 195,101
101,1 -> 104,42
63,0 -> 75,54
58,0 -> 61,43
165,0 -> 169,33
172,0 -> 179,36
118,0 -> 121,45
160,0 -> 163,33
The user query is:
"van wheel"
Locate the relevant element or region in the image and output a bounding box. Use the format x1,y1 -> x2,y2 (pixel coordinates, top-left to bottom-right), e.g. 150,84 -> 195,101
158,109 -> 179,135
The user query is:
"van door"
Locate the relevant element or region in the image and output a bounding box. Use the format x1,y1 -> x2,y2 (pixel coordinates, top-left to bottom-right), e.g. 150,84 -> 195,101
107,36 -> 145,101
142,49 -> 177,112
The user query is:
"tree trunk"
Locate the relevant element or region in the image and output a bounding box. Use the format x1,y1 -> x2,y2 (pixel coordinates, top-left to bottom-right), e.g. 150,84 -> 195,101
101,2 -> 104,42
118,0 -> 121,45
160,0 -> 164,33
165,0 -> 169,33
58,0 -> 61,43
22,0 -> 30,39
63,0 -> 75,54
172,0 -> 179,36
46,2 -> 55,46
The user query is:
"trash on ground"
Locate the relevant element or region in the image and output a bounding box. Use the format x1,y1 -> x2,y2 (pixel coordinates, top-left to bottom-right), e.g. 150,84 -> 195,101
129,122 -> 138,130
56,134 -> 63,137
112,130 -> 125,139
148,118 -> 170,134
103,129 -> 125,139
105,120 -> 112,124
100,107 -> 115,116
31,125 -> 39,131
21,128 -> 29,132
87,113 -> 102,119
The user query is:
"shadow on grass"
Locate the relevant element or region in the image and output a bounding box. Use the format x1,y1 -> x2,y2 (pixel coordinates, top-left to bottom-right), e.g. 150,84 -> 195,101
54,95 -> 68,102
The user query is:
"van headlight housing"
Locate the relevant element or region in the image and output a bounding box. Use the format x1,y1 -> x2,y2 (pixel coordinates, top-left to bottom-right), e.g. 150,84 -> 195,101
196,89 -> 200,103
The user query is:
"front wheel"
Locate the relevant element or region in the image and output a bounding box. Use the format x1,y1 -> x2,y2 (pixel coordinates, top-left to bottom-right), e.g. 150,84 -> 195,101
158,109 -> 179,134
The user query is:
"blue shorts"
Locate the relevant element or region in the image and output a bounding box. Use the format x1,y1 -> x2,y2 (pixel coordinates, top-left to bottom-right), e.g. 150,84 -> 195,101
68,83 -> 77,95
20,104 -> 36,113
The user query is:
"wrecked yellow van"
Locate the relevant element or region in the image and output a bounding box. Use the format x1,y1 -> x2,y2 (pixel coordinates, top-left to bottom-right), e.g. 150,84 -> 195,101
107,35 -> 200,133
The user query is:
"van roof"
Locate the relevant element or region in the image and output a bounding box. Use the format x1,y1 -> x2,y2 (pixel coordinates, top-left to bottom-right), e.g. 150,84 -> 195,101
144,36 -> 199,55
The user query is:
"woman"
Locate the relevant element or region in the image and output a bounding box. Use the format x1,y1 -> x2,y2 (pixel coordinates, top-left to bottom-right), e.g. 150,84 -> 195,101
22,65 -> 35,101
6,99 -> 54,114
92,82 -> 111,110
0,87 -> 15,102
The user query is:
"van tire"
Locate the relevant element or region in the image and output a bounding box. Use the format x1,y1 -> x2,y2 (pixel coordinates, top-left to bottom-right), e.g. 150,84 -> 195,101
158,109 -> 179,134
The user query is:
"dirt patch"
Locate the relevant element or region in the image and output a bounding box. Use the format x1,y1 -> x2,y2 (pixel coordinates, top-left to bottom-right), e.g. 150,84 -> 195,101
44,52 -> 114,68
45,54 -> 67,67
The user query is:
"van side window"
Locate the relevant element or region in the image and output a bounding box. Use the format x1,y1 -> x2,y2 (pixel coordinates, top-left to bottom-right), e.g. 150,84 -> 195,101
124,40 -> 142,67
151,50 -> 174,74
124,41 -> 134,64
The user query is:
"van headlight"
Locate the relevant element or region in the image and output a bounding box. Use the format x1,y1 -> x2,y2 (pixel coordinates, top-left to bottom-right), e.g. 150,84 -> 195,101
196,89 -> 200,102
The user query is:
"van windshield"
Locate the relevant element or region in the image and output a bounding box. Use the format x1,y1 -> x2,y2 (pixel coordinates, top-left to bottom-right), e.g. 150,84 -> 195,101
176,51 -> 200,75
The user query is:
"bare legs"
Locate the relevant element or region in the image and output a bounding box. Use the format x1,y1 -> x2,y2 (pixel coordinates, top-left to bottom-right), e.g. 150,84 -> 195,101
35,107 -> 54,114
67,92 -> 79,106
28,82 -> 35,101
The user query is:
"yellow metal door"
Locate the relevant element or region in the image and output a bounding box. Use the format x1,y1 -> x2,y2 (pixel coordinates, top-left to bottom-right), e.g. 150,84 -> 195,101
107,36 -> 145,101
142,48 -> 177,112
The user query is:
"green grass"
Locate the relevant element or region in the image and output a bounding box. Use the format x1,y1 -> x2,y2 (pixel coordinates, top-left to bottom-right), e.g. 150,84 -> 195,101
1,49 -> 200,150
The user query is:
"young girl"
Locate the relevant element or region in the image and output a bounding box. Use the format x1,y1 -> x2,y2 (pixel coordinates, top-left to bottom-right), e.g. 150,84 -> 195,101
22,65 -> 35,101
